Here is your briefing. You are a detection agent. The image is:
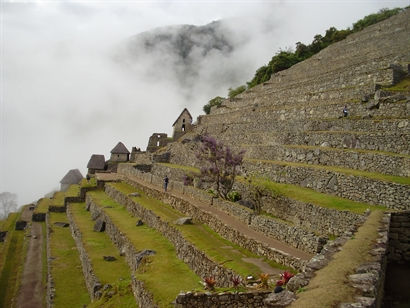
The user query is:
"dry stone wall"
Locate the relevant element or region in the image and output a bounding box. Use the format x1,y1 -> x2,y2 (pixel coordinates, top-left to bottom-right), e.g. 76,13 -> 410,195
104,184 -> 238,287
243,161 -> 410,210
388,211 -> 410,263
66,205 -> 102,300
84,195 -> 157,307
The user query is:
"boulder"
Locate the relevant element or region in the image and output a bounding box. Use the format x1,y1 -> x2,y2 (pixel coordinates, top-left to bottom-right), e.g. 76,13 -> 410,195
135,249 -> 156,265
264,290 -> 296,307
15,220 -> 27,231
94,219 -> 106,232
103,256 -> 117,262
0,231 -> 7,242
128,192 -> 141,197
286,273 -> 309,292
174,217 -> 193,225
136,219 -> 144,226
54,222 -> 69,228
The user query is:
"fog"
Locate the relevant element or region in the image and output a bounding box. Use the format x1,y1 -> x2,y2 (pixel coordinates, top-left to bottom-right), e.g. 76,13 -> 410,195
1,0 -> 405,207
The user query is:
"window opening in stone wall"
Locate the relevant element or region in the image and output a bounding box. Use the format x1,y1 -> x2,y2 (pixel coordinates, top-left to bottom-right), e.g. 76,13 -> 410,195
182,124 -> 185,131
157,141 -> 160,146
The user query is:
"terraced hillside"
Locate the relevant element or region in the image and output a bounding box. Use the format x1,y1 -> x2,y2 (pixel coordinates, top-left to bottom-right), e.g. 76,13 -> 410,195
0,8 -> 409,308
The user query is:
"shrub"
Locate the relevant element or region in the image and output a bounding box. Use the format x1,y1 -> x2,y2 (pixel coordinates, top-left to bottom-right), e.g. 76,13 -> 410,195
204,277 -> 216,291
228,85 -> 246,99
203,96 -> 224,115
227,191 -> 241,202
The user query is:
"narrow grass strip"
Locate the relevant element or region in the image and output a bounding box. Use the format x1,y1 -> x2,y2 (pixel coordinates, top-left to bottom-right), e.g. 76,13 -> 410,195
88,191 -> 200,308
111,182 -> 290,276
289,211 -> 384,308
0,211 -> 26,308
69,203 -> 136,307
35,198 -> 52,214
157,162 -> 200,174
246,158 -> 410,185
250,178 -> 385,214
48,212 -> 90,307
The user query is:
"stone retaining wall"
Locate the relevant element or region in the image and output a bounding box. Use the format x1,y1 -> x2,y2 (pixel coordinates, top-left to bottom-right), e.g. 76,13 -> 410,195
388,211 -> 410,263
118,165 -> 306,270
32,213 -> 46,222
104,184 -> 238,286
66,204 -> 102,300
175,291 -> 271,308
45,213 -> 55,308
244,161 -> 409,210
84,195 -> 164,307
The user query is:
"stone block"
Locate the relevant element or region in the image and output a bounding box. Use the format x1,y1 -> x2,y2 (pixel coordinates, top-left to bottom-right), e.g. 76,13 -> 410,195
264,290 -> 296,307
54,222 -> 69,228
175,217 -> 193,225
93,219 -> 105,232
103,256 -> 117,262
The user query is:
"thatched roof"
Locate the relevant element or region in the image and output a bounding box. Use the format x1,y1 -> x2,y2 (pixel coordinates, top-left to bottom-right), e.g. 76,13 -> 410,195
87,154 -> 106,169
172,108 -> 192,126
60,169 -> 83,184
111,142 -> 130,154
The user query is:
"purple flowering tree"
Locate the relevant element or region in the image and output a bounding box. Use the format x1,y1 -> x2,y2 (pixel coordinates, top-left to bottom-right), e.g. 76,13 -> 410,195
196,135 -> 245,199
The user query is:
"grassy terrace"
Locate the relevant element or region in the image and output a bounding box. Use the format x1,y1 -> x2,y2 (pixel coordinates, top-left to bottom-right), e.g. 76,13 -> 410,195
69,202 -> 136,308
289,210 -> 384,308
246,158 -> 410,186
0,210 -> 27,308
48,211 -> 90,307
87,191 -> 201,307
109,182 -> 291,276
158,162 -> 200,175
150,162 -> 385,214
250,178 -> 385,214
35,198 -> 52,214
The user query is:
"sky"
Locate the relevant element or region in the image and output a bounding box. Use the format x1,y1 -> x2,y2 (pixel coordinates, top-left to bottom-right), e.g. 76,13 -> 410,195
1,0 -> 408,207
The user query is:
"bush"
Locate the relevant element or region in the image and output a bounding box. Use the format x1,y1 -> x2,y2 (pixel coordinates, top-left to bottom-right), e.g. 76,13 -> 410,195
203,96 -> 224,115
227,191 -> 241,202
228,85 -> 246,99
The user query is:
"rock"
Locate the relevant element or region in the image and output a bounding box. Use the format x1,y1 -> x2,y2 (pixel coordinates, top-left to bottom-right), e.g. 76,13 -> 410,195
361,113 -> 372,119
398,120 -> 408,128
94,219 -> 106,232
320,142 -> 329,147
174,217 -> 193,225
264,290 -> 296,307
286,274 -> 309,292
54,222 -> 69,228
366,100 -> 379,110
33,235 -> 38,239
136,220 -> 144,226
239,199 -> 254,210
135,249 -> 156,265
0,231 -> 7,242
15,220 -> 27,231
103,256 -> 117,262
128,192 -> 141,197
326,175 -> 338,190
102,284 -> 112,291
274,286 -> 284,293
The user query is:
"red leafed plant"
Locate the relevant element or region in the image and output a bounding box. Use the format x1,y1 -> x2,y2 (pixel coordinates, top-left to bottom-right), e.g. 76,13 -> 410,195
280,271 -> 294,284
259,273 -> 270,288
231,275 -> 242,288
276,279 -> 285,286
204,277 -> 216,291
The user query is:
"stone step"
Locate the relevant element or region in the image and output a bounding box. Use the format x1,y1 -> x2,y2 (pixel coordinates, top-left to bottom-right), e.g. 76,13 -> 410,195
67,201 -> 137,305
243,159 -> 409,210
84,191 -> 201,307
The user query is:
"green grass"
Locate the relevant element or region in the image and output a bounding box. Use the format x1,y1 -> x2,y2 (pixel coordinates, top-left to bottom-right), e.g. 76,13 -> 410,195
0,210 -> 27,308
35,198 -> 52,214
48,211 -> 90,307
110,182 -> 292,277
157,163 -> 200,175
88,191 -> 201,308
51,191 -> 66,206
65,184 -> 80,197
383,76 -> 410,92
247,158 -> 410,185
0,213 -> 19,273
80,178 -> 97,188
41,222 -> 47,307
249,177 -> 385,214
289,211 -> 384,308
69,203 -> 136,307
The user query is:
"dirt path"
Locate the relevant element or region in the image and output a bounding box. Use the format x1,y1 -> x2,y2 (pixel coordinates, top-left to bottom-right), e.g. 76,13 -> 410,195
16,207 -> 44,308
126,174 -> 313,261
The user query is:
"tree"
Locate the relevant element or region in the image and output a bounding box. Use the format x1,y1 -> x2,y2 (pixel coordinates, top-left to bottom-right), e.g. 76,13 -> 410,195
196,136 -> 245,199
0,192 -> 18,219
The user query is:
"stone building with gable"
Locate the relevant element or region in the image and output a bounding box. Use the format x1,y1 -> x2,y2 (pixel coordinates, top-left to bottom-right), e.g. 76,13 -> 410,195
110,142 -> 130,162
172,108 -> 193,140
87,154 -> 106,175
60,169 -> 83,191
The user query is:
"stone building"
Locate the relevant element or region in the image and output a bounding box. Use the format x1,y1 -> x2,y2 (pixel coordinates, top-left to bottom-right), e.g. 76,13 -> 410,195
172,108 -> 193,140
110,142 -> 130,162
86,154 -> 106,175
146,133 -> 170,153
60,169 -> 83,191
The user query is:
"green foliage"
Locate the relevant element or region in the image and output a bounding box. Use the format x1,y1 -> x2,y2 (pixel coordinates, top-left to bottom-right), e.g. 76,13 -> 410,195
228,85 -> 246,99
246,7 -> 403,89
203,96 -> 224,115
352,8 -> 402,32
227,191 -> 241,202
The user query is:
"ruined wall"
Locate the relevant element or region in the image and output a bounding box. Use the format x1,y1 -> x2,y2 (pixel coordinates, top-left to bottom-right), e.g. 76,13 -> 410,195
110,153 -> 129,162
146,133 -> 170,153
388,211 -> 410,263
